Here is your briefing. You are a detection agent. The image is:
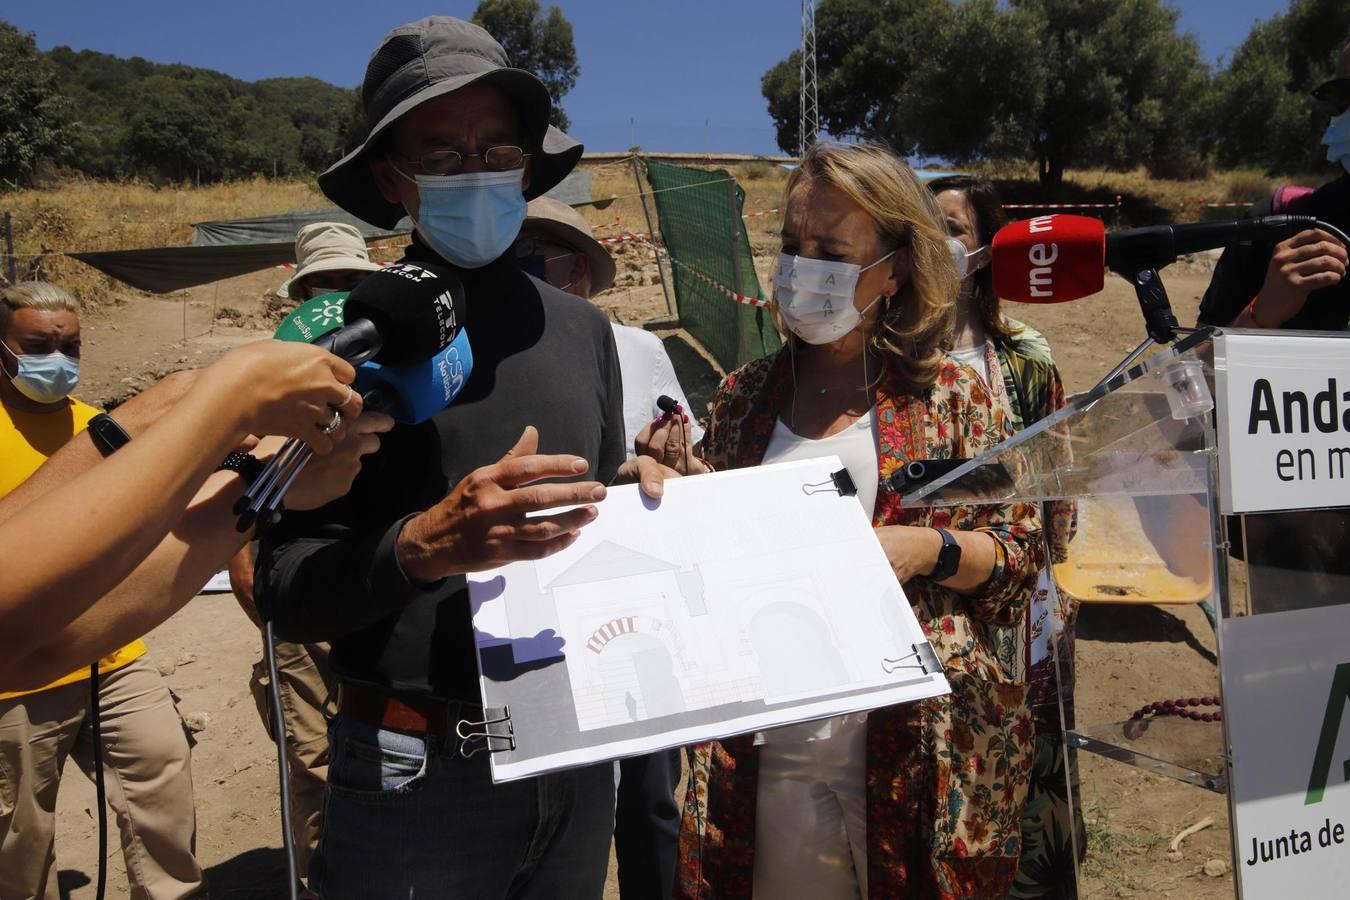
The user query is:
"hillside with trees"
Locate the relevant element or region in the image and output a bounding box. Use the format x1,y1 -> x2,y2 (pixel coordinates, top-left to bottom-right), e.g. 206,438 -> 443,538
0,0 -> 581,187
761,0 -> 1350,183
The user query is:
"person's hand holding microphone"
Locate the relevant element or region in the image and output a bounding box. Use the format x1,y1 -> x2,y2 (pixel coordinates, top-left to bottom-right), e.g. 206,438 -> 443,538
634,395 -> 711,475
193,340 -> 362,454
1245,228 -> 1349,328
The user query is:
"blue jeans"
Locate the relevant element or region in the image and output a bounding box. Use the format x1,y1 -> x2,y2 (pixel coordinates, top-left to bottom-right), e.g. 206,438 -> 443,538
311,712 -> 616,899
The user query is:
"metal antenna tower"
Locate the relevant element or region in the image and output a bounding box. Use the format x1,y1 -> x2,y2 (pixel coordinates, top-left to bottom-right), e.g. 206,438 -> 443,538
799,0 -> 819,156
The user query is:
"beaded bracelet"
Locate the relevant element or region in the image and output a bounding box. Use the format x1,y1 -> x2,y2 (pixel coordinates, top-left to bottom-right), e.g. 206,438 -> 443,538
1123,695 -> 1222,740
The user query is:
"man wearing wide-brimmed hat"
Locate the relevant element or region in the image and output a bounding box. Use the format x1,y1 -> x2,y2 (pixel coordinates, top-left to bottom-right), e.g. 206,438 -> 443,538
280,222 -> 383,301
257,16 -> 673,898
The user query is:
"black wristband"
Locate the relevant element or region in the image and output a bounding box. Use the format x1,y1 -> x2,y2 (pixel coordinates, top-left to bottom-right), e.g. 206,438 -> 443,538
216,451 -> 265,486
87,413 -> 132,457
929,528 -> 963,582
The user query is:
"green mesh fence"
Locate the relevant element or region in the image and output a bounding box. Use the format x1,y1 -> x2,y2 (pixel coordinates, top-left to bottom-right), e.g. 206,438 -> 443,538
643,160 -> 779,372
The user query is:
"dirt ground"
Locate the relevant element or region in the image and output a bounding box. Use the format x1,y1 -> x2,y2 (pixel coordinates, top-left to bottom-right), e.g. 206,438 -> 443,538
45,257 -> 1237,898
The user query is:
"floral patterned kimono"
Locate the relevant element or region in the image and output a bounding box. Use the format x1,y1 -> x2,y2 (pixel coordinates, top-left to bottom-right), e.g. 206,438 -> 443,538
676,348 -> 1043,900
987,321 -> 1085,898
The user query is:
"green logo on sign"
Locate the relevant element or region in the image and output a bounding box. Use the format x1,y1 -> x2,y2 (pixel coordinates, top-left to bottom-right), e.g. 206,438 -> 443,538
1306,662 -> 1350,805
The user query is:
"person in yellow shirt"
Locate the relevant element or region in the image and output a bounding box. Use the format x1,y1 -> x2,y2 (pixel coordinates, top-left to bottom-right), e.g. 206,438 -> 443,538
0,282 -> 205,899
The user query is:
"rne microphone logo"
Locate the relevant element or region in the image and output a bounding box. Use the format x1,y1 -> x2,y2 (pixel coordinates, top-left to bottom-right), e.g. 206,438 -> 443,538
1026,216 -> 1059,298
991,213 -> 1105,303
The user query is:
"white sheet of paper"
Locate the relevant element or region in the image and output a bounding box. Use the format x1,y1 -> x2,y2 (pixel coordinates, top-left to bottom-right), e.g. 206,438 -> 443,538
468,456 -> 950,781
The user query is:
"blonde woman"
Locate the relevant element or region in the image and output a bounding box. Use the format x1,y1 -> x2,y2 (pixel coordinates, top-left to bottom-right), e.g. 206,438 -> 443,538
673,144 -> 1042,900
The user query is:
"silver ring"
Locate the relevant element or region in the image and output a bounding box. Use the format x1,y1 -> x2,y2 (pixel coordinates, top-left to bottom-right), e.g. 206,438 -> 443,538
320,409 -> 342,435
335,386 -> 355,411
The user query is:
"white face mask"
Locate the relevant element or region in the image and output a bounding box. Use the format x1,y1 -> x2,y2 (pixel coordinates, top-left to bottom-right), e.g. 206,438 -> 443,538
950,238 -> 991,281
774,250 -> 895,345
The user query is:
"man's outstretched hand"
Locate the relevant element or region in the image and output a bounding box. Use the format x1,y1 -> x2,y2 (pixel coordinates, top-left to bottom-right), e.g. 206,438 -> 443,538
395,426 -> 608,583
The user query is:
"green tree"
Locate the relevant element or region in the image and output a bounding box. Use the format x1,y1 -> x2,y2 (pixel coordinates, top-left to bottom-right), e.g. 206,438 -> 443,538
0,23 -> 72,186
125,74 -> 236,182
472,0 -> 581,131
760,0 -> 1214,185
1213,0 -> 1350,172
1013,0 -> 1213,183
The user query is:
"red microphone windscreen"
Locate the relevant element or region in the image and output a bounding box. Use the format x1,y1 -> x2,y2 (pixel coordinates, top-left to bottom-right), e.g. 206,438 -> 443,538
991,215 -> 1106,303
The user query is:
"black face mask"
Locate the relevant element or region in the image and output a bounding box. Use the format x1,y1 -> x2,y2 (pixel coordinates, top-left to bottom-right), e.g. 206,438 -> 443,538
519,254 -> 548,280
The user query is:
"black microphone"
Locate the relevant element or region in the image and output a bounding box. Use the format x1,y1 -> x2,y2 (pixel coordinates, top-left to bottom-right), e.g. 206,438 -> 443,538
238,260 -> 470,529
656,395 -> 679,415
1104,215 -> 1322,276
315,260 -> 466,366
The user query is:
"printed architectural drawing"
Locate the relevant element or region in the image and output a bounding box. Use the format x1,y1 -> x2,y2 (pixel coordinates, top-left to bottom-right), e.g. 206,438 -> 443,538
467,456 -> 950,781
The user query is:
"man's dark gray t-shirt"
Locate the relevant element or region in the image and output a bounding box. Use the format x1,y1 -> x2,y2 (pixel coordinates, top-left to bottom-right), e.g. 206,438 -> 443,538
257,242 -> 625,702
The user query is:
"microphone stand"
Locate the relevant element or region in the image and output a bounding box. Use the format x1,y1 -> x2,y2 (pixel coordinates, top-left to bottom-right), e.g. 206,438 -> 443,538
1088,264 -> 1189,394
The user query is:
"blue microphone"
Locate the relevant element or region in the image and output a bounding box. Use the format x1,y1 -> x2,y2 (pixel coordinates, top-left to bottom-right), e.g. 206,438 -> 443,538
242,260 -> 473,530
356,328 -> 474,424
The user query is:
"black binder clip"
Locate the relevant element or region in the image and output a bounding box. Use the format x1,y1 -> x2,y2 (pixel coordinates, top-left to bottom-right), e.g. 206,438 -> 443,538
882,641 -> 941,675
802,468 -> 857,497
455,706 -> 516,758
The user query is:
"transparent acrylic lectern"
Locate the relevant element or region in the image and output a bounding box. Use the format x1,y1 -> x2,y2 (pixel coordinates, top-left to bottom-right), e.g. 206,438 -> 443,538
901,329 -> 1234,887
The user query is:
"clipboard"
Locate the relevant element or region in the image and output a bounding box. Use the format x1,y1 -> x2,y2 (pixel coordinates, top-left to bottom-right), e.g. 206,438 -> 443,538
465,456 -> 950,782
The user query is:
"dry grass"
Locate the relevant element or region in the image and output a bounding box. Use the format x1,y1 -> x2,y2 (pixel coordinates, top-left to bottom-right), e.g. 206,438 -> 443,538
969,161 -> 1330,226
3,176 -> 327,305
1,158 -> 1319,309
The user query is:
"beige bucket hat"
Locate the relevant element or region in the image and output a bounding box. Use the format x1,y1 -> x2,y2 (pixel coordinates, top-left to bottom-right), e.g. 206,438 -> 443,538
281,222 -> 383,297
522,197 -> 617,294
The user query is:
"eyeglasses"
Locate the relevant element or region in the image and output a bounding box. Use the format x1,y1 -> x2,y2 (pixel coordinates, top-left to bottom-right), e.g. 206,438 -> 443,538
514,236 -> 577,259
393,145 -> 530,176
1313,78 -> 1350,116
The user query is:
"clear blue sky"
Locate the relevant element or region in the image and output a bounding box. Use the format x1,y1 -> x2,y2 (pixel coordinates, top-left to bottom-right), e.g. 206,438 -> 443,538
6,0 -> 1296,155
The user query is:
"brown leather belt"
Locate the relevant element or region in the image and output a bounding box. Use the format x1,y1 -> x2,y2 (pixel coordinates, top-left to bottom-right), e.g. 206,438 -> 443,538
337,683 -> 479,737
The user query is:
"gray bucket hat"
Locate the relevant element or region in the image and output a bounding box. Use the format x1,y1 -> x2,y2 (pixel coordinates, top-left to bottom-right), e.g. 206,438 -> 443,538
319,16 -> 583,229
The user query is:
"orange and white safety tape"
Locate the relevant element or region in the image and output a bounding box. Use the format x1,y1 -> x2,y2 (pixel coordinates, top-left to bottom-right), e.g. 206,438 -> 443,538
666,255 -> 772,308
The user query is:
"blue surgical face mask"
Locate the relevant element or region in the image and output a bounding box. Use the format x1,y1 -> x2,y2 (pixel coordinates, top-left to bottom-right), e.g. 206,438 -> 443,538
395,167 -> 528,269
1,340 -> 79,404
1323,109 -> 1350,174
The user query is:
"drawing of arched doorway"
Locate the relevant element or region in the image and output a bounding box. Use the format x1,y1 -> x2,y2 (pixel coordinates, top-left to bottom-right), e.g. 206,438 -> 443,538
749,599 -> 850,701
589,617 -> 688,724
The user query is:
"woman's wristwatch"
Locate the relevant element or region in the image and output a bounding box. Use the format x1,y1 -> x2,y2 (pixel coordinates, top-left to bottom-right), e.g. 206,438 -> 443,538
929,528 -> 962,581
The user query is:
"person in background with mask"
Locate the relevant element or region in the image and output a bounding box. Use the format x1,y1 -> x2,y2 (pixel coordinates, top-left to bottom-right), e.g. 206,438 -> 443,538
0,282 -> 206,899
519,196 -> 705,468
1199,36 -> 1350,330
280,221 -> 383,302
929,176 -> 1081,898
517,195 -> 699,899
256,18 -> 674,899
226,220 -> 382,893
673,143 -> 1041,900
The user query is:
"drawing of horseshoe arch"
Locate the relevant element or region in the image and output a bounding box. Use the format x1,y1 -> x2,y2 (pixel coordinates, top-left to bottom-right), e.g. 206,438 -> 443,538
587,615 -> 689,724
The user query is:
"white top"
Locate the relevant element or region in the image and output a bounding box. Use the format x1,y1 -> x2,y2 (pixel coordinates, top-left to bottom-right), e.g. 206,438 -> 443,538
611,324 -> 706,458
756,409 -> 880,744
762,410 -> 880,518
949,343 -> 991,385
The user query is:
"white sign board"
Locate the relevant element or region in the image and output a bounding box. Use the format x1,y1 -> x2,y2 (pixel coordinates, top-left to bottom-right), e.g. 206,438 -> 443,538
1215,331 -> 1350,514
1221,603 -> 1350,897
